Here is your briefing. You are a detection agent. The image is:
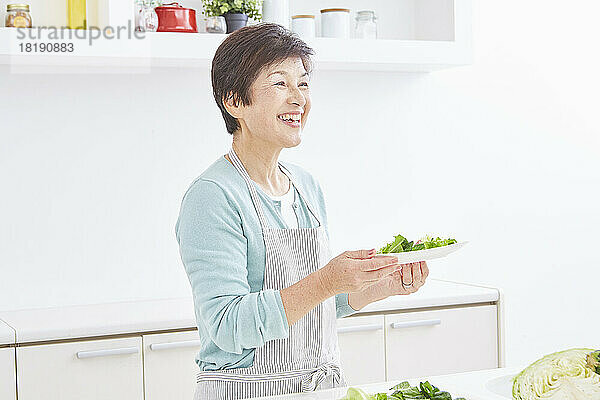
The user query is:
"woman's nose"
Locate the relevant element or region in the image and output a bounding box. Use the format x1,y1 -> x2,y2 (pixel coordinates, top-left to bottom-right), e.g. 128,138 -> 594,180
288,87 -> 306,107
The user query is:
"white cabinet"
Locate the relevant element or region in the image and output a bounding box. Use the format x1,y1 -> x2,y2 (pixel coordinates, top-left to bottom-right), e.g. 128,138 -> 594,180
0,283 -> 501,399
17,337 -> 143,400
0,348 -> 16,400
337,315 -> 385,385
142,330 -> 202,400
385,305 -> 498,380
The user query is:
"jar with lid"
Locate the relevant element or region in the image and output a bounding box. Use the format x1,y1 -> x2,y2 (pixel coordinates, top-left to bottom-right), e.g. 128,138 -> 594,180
355,10 -> 377,39
291,15 -> 315,39
5,4 -> 32,28
320,8 -> 350,39
262,0 -> 290,29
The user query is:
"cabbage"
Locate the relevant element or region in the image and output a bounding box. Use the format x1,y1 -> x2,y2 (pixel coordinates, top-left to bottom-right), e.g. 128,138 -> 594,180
512,348 -> 600,400
587,350 -> 600,374
339,387 -> 373,400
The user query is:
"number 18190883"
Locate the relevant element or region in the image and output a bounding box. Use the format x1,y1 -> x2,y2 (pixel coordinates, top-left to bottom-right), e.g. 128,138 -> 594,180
19,43 -> 74,53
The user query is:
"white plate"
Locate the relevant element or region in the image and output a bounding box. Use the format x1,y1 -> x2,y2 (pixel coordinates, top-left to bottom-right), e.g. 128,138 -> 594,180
485,374 -> 515,399
379,241 -> 468,263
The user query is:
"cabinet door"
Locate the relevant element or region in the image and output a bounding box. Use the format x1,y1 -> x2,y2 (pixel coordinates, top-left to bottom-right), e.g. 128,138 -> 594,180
337,315 -> 385,385
385,305 -> 498,380
17,337 -> 143,400
0,348 -> 16,400
143,331 -> 202,400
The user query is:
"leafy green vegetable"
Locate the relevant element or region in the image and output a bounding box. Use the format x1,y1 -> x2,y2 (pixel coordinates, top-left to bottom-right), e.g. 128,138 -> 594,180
341,381 -> 465,400
391,382 -> 411,391
513,348 -> 600,400
378,234 -> 457,254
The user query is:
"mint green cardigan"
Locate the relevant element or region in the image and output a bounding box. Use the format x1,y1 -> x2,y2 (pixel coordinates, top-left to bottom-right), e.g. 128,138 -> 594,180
175,155 -> 356,371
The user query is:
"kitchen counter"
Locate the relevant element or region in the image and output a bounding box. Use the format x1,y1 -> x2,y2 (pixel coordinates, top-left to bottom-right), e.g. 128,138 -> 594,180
0,318 -> 15,346
0,279 -> 499,344
250,367 -> 521,400
0,297 -> 197,344
359,278 -> 498,314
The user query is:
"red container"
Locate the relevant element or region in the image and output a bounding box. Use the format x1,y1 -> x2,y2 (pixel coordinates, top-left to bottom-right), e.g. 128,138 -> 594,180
155,2 -> 197,33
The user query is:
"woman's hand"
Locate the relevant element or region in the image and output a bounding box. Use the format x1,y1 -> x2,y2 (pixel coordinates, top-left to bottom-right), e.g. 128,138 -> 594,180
316,249 -> 400,296
374,261 -> 429,296
348,261 -> 429,311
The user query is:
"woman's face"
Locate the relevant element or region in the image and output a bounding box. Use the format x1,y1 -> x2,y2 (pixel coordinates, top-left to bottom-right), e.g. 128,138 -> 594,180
230,57 -> 311,148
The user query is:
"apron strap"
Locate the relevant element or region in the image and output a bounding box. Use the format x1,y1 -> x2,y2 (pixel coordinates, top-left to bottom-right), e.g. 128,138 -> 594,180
228,148 -> 323,230
228,148 -> 269,231
196,361 -> 342,391
300,362 -> 342,392
277,163 -> 323,227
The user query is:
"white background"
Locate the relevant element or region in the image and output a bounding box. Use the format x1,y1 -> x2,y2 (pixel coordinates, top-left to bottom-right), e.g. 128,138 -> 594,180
1,1 -> 599,367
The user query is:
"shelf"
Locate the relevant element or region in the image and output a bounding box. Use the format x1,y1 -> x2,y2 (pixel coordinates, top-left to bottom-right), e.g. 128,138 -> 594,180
0,30 -> 470,72
0,1 -> 471,72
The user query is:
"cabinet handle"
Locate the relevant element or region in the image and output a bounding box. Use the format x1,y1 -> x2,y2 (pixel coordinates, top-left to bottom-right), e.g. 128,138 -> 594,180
150,339 -> 202,351
337,324 -> 383,334
390,319 -> 442,329
76,346 -> 139,359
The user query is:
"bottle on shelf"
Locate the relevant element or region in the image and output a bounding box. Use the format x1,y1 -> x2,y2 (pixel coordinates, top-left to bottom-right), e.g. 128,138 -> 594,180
67,0 -> 87,29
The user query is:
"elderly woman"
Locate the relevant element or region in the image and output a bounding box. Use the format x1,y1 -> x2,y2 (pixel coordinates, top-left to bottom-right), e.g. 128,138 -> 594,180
175,23 -> 429,399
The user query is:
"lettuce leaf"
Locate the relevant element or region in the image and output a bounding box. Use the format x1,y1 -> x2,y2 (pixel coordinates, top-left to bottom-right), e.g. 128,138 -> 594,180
378,234 -> 457,254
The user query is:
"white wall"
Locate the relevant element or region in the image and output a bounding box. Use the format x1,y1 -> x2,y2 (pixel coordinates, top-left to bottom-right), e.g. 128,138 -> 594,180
1,1 -> 599,367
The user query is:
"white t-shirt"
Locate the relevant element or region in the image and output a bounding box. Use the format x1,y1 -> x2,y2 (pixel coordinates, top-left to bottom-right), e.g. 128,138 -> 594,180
267,185 -> 299,229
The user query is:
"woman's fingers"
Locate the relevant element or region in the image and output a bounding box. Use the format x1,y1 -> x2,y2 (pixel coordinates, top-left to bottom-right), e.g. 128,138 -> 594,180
401,263 -> 413,285
367,262 -> 400,281
411,262 -> 422,285
339,254 -> 429,293
420,261 -> 429,279
345,249 -> 376,259
363,255 -> 399,271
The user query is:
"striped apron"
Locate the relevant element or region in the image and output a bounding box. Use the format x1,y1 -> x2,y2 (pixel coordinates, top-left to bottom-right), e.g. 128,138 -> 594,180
193,148 -> 345,399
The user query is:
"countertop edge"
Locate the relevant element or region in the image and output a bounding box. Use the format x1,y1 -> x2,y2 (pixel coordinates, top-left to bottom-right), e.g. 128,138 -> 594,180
0,317 -> 17,346
0,280 -> 501,345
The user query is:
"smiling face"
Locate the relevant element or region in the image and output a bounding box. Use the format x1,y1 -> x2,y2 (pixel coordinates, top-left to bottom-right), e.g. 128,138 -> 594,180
225,57 -> 312,149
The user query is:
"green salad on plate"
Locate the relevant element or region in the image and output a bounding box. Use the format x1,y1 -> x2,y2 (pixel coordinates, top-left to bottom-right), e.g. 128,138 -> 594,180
377,234 -> 457,254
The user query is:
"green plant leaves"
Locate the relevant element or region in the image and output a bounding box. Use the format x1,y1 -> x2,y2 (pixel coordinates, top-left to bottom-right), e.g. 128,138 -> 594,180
201,0 -> 262,20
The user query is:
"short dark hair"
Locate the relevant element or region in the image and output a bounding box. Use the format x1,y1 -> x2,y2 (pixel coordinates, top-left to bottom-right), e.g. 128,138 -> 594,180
211,23 -> 315,135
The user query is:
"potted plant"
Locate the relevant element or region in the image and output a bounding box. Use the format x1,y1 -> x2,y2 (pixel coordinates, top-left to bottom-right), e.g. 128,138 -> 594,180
202,0 -> 261,33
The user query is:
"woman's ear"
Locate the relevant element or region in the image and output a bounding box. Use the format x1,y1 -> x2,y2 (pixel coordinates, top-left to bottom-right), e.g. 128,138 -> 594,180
223,93 -> 242,119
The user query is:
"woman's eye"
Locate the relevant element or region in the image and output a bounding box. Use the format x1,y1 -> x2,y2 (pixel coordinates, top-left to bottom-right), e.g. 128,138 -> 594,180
275,81 -> 286,86
299,82 -> 309,87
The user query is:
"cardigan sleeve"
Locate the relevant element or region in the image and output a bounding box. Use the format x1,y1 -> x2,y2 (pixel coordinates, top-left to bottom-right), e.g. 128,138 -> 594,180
176,179 -> 289,355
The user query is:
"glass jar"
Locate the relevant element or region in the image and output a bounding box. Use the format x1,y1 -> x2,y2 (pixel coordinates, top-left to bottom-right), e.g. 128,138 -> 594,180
355,10 -> 377,39
205,16 -> 226,33
135,0 -> 159,32
5,4 -> 32,28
